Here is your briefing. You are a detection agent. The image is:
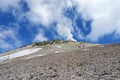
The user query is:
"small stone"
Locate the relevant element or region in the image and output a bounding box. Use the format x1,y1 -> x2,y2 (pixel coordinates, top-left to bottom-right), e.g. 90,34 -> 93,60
76,71 -> 82,77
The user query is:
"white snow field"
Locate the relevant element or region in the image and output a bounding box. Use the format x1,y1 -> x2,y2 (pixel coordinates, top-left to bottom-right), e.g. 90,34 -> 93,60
0,48 -> 42,62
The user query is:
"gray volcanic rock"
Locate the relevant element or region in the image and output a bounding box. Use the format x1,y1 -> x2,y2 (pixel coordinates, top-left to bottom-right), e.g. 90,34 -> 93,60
0,40 -> 120,80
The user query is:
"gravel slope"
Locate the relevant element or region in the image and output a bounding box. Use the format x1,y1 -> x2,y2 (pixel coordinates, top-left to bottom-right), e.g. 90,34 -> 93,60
0,41 -> 120,80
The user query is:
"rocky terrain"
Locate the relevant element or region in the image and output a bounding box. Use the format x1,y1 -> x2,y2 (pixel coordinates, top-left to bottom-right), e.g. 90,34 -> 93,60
0,40 -> 120,80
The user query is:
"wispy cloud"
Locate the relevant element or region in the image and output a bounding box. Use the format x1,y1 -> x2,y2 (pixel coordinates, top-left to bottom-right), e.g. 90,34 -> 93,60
0,26 -> 21,52
73,0 -> 120,41
33,30 -> 48,42
24,0 -> 76,41
24,0 -> 120,42
0,0 -> 20,12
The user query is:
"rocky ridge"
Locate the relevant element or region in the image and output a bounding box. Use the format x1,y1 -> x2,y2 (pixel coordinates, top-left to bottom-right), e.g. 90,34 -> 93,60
0,40 -> 120,80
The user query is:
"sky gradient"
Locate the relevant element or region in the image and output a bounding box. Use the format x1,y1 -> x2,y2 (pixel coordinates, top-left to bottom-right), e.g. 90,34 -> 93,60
0,0 -> 120,53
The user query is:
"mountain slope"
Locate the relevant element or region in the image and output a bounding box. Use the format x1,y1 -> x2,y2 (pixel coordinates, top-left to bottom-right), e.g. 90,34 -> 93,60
0,40 -> 120,80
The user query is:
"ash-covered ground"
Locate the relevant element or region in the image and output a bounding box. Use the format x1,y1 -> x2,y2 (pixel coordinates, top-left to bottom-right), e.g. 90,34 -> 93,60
0,40 -> 120,80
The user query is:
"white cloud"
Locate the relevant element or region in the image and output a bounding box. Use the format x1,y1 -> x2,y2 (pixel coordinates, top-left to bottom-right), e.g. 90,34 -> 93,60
25,0 -> 74,26
73,0 -> 120,41
1,0 -> 120,43
56,23 -> 76,41
54,14 -> 76,41
0,26 -> 21,51
25,0 -> 52,26
33,29 -> 48,42
0,0 -> 20,12
33,33 -> 48,42
25,0 -> 76,41
0,39 -> 12,49
25,0 -> 120,42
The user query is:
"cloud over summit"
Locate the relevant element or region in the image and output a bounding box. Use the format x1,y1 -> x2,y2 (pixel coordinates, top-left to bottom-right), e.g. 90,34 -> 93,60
23,0 -> 120,42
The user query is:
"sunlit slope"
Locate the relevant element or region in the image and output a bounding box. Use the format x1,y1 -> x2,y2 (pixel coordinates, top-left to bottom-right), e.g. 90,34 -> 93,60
0,40 -> 99,63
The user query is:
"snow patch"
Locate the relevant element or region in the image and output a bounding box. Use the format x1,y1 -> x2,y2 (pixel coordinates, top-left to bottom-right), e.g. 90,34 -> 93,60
56,45 -> 62,48
55,51 -> 64,53
0,55 -> 9,62
9,48 -> 42,59
55,51 -> 60,53
0,48 -> 42,62
26,54 -> 46,59
83,49 -> 89,51
38,54 -> 46,57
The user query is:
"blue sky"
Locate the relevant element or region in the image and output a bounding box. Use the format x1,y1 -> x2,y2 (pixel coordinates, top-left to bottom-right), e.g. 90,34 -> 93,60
0,0 -> 120,53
